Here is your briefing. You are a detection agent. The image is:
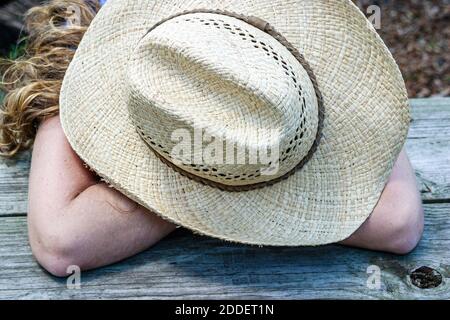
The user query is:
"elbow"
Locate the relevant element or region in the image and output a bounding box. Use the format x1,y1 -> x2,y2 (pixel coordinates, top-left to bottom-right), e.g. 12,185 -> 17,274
29,222 -> 85,278
34,249 -> 78,278
384,202 -> 424,255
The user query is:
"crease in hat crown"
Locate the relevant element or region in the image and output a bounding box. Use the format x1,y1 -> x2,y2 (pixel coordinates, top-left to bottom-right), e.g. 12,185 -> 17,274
126,11 -> 320,189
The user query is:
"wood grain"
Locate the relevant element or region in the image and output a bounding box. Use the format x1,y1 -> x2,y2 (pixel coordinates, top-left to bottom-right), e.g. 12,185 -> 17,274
407,98 -> 450,202
0,203 -> 448,300
0,151 -> 30,217
0,98 -> 449,299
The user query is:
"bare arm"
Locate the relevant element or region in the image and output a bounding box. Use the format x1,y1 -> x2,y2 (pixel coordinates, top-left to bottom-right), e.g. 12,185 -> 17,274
28,115 -> 423,277
341,149 -> 424,254
28,116 -> 176,277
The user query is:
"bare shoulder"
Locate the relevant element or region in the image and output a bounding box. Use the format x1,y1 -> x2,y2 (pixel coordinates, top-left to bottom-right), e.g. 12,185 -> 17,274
33,115 -> 74,158
37,115 -> 64,133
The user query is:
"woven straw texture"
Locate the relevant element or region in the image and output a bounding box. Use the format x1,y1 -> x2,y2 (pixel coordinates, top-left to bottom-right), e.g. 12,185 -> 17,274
60,0 -> 410,246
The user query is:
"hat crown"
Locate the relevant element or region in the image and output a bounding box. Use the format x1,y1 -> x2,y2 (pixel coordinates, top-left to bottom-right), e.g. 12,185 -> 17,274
126,12 -> 319,188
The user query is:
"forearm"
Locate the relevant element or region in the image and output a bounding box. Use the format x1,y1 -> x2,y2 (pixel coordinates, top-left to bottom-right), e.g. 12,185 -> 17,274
29,183 -> 176,273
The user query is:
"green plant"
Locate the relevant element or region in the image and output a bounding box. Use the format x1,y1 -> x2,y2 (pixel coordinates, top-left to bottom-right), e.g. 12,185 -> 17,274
7,39 -> 27,60
1,39 -> 27,105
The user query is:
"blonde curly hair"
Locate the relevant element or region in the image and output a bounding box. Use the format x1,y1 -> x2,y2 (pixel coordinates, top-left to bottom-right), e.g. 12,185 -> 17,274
0,0 -> 101,157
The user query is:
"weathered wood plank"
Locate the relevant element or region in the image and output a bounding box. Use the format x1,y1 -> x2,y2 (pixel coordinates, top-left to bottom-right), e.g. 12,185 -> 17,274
1,98 -> 449,217
0,151 -> 30,217
0,203 -> 448,300
0,98 -> 449,299
407,98 -> 450,202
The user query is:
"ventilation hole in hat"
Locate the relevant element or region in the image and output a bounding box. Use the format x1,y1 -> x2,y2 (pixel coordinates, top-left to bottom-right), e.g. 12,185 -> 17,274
138,17 -> 313,181
169,155 -> 267,181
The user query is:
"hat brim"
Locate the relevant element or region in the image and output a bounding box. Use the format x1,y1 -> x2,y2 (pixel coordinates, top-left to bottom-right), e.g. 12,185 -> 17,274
60,0 -> 409,246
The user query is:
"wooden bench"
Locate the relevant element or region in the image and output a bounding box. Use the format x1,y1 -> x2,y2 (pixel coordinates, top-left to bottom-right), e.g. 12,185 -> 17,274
0,97 -> 449,299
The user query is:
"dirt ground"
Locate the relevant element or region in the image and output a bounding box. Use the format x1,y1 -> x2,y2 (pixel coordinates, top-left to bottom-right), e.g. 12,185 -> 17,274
355,0 -> 450,97
0,0 -> 449,97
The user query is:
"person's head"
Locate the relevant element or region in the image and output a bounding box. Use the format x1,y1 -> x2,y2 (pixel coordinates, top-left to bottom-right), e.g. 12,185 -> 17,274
0,0 -> 101,157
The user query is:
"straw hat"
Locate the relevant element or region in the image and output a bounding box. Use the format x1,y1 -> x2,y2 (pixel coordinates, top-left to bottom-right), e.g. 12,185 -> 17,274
60,0 -> 410,246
